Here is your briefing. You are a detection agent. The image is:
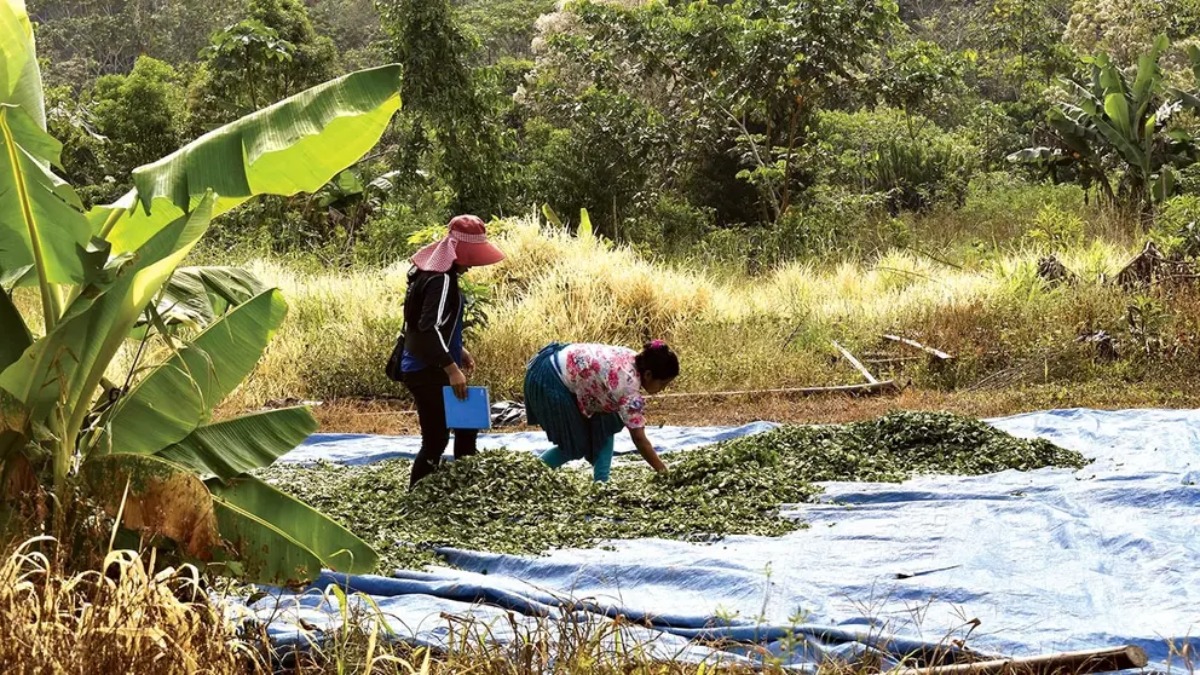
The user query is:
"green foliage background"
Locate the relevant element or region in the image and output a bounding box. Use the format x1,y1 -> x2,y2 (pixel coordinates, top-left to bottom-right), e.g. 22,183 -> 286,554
27,0 -> 1200,265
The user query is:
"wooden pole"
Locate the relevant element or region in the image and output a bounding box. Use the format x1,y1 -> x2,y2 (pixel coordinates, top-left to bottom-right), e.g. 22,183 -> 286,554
650,381 -> 900,399
832,340 -> 879,384
883,334 -> 954,361
897,645 -> 1148,675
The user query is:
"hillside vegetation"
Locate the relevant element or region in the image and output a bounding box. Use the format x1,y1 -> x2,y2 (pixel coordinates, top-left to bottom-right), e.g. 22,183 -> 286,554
24,1 -> 1200,418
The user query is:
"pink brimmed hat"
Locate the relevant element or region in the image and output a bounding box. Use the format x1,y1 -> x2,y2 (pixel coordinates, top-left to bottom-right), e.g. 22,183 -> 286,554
411,215 -> 506,273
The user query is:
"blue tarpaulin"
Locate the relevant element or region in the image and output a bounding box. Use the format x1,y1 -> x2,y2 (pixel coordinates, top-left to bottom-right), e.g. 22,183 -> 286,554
246,409 -> 1199,671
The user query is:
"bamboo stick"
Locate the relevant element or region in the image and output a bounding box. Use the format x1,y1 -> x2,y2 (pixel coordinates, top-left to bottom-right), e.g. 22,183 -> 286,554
897,645 -> 1148,675
832,340 -> 879,384
883,334 -> 954,360
651,381 -> 900,398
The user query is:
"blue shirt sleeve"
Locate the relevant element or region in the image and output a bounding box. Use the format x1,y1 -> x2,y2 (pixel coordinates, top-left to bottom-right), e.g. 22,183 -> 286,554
449,301 -> 465,366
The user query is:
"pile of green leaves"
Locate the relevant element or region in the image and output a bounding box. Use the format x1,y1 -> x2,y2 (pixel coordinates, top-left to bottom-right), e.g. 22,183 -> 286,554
258,412 -> 1088,572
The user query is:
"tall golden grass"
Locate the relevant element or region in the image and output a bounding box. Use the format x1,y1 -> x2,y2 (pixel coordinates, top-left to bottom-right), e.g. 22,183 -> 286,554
7,217 -> 1176,410
219,220 -> 1147,408
0,537 -> 252,673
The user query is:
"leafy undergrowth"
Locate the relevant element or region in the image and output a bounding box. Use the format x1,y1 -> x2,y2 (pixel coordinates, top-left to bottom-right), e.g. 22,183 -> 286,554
258,412 -> 1089,572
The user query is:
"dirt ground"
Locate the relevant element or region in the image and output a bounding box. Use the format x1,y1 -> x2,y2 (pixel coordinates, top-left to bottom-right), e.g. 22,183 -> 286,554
301,383 -> 1200,435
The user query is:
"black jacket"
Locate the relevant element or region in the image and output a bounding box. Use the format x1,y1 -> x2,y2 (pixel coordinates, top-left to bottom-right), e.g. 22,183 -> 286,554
401,266 -> 463,371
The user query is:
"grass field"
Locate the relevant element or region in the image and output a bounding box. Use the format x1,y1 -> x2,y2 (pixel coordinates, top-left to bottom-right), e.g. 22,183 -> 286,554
12,213 -> 1200,429
210,218 -> 1200,423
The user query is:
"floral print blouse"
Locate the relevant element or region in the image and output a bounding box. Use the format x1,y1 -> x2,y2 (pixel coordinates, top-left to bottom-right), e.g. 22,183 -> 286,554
558,344 -> 647,429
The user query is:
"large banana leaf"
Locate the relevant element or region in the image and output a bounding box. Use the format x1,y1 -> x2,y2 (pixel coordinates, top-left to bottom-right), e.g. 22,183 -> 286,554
152,266 -> 267,329
1097,55 -> 1125,94
1152,166 -> 1177,202
209,475 -> 378,584
157,407 -> 316,480
1048,108 -> 1097,158
1132,54 -> 1157,109
106,289 -> 286,455
1103,92 -> 1133,143
97,65 -> 402,256
0,290 -> 29,372
0,265 -> 33,292
80,453 -> 221,560
0,105 -> 91,286
1131,37 -> 1166,120
1091,111 -> 1146,169
0,0 -> 45,129
0,194 -> 215,423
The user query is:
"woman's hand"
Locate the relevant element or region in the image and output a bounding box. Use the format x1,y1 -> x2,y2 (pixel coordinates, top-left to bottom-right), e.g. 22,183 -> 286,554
445,364 -> 469,400
461,348 -> 476,378
629,427 -> 668,474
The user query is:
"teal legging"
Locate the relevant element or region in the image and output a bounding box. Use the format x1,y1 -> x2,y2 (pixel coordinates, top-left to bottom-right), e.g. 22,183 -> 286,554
540,434 -> 616,482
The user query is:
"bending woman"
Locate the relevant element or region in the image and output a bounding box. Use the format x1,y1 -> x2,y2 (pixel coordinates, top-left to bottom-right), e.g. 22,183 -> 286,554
524,341 -> 679,481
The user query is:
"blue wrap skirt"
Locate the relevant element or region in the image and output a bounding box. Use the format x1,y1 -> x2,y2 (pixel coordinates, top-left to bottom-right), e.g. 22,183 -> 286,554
524,343 -> 624,463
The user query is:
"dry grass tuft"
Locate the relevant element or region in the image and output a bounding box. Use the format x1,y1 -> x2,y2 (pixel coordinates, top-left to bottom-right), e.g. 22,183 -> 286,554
0,536 -> 788,674
0,537 -> 254,674
4,538 -> 1192,674
249,584 -> 790,675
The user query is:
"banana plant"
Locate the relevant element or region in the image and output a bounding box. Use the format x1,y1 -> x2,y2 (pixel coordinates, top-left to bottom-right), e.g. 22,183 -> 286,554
0,0 -> 398,583
147,265 -> 267,331
1009,36 -> 1200,214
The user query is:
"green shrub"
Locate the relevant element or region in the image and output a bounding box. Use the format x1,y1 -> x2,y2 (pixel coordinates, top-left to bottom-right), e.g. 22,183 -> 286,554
1177,161 -> 1200,194
677,189 -> 891,267
814,107 -> 977,214
90,57 -> 186,180
1024,203 -> 1087,251
765,191 -> 893,261
959,99 -> 1051,171
523,92 -> 669,239
43,85 -> 109,207
1152,194 -> 1200,258
621,194 -> 717,253
354,197 -> 453,264
949,173 -> 1088,245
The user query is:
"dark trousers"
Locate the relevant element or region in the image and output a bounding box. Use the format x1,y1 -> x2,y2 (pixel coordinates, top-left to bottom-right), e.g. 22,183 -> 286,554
402,368 -> 478,487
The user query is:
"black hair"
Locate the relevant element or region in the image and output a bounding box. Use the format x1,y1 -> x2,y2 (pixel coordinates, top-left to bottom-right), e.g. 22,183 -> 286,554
635,341 -> 680,381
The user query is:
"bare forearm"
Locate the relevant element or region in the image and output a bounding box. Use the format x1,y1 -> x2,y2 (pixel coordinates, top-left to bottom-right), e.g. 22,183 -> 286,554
630,428 -> 667,474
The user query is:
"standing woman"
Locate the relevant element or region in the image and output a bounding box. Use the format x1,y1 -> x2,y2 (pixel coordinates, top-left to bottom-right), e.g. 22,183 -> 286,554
389,215 -> 505,487
524,341 -> 679,481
